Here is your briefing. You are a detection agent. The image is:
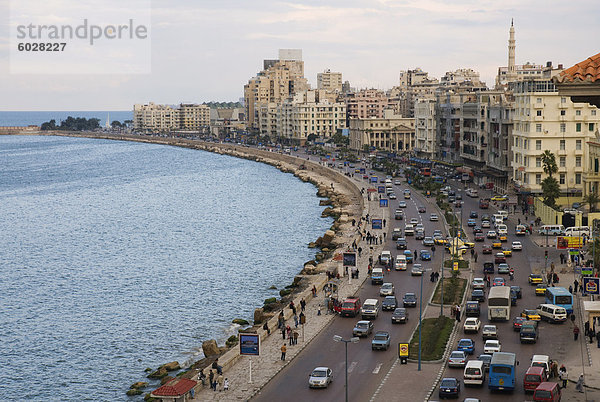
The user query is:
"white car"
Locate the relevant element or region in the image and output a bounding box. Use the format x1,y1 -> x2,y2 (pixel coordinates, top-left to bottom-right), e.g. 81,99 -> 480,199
486,230 -> 497,239
394,179 -> 401,185
410,218 -> 419,225
430,213 -> 439,221
472,278 -> 485,290
379,282 -> 395,296
481,220 -> 491,228
308,367 -> 333,388
483,340 -> 501,354
463,317 -> 481,333
511,241 -> 523,251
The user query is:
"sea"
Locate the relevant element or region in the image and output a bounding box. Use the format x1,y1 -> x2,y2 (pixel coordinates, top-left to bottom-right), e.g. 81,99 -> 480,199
0,111 -> 133,127
0,134 -> 332,401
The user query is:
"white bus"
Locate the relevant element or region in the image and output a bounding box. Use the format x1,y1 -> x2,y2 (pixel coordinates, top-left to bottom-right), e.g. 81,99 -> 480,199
488,286 -> 511,321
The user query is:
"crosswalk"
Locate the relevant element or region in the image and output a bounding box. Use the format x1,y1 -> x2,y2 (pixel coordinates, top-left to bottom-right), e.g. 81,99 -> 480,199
346,361 -> 384,375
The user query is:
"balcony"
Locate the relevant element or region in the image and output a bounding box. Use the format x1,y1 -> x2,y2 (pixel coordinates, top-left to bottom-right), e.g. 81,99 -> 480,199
557,149 -> 567,156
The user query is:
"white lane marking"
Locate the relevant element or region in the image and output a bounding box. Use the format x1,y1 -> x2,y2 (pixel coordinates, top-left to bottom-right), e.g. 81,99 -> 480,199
348,361 -> 357,373
372,363 -> 382,374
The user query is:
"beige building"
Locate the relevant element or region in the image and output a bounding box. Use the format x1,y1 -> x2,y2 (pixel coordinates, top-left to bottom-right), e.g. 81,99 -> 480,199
317,69 -> 343,92
179,103 -> 211,130
349,110 -> 415,153
346,89 -> 393,120
133,103 -> 179,132
414,98 -> 437,158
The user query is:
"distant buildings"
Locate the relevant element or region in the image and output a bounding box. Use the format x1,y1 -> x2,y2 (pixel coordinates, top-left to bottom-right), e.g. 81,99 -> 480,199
345,89 -> 393,120
317,69 -> 343,92
348,110 -> 415,153
133,103 -> 210,132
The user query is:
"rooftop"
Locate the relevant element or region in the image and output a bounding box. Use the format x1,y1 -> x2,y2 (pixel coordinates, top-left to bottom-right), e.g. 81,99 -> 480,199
556,52 -> 600,83
151,378 -> 197,397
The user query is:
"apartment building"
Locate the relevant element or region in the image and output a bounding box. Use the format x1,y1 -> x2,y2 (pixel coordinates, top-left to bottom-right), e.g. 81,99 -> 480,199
179,103 -> 211,131
348,110 -> 415,153
345,89 -> 393,120
317,69 -> 343,92
414,98 -> 437,158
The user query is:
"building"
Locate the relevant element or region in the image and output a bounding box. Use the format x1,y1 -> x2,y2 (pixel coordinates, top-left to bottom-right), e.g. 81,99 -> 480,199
389,68 -> 440,118
133,103 -> 210,132
440,68 -> 486,90
345,89 -> 392,120
348,110 -> 415,153
317,69 -> 343,92
150,378 -> 198,402
414,98 -> 437,158
179,103 -> 211,131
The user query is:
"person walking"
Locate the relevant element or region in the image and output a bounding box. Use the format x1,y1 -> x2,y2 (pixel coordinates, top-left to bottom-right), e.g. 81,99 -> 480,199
217,373 -> 224,392
281,326 -> 286,340
281,344 -> 287,361
223,378 -> 230,391
575,373 -> 584,393
596,330 -> 600,348
474,252 -> 478,263
574,279 -> 579,294
293,314 -> 299,328
574,325 -> 580,341
209,370 -> 215,391
455,305 -> 461,322
559,365 -> 568,389
293,330 -> 299,345
589,327 -> 595,344
263,321 -> 270,335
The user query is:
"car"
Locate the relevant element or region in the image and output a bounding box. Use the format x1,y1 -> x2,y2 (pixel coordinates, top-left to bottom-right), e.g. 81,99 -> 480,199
398,200 -> 407,208
403,292 -> 417,307
471,289 -> 485,302
454,200 -> 462,208
475,233 -> 485,242
463,241 -> 475,249
382,296 -> 398,311
448,351 -> 468,368
415,230 -> 425,240
470,211 -> 478,218
535,284 -> 547,296
396,238 -> 408,250
528,274 -> 543,285
483,340 -> 501,354
491,195 -> 508,201
495,253 -> 506,264
439,377 -> 461,399
419,250 -> 431,260
394,209 -> 404,220
477,354 -> 492,372
433,229 -> 443,237
403,250 -> 414,263
497,263 -> 510,274
394,179 -> 401,185
513,316 -> 527,331
482,325 -> 498,340
492,240 -> 502,249
492,277 -> 505,287
482,245 -> 492,254
410,217 -> 419,225
352,320 -> 374,337
481,220 -> 491,228
418,205 -> 426,213
415,224 -> 425,232
308,367 -> 333,388
392,227 -> 403,240
379,282 -> 395,296
510,288 -> 518,306
463,317 -> 481,333
435,236 -> 448,245
486,230 -> 497,239
522,309 -> 541,321
499,234 -> 508,242
388,193 -> 397,199
483,262 -> 495,275
472,277 -> 485,290
467,219 -> 477,227
430,213 -> 439,221
391,307 -> 408,324
457,338 -> 475,355
423,236 -> 435,247
510,285 -> 522,298
511,241 -> 522,250
371,331 -> 391,350
502,248 -> 512,257
411,264 -> 424,276
473,226 -> 483,234
404,189 -> 411,199
456,193 -> 463,200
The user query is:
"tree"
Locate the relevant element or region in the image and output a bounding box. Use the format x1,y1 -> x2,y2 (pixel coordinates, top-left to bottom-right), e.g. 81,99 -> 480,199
541,176 -> 560,208
584,192 -> 600,212
40,119 -> 56,130
541,150 -> 558,178
111,121 -> 123,128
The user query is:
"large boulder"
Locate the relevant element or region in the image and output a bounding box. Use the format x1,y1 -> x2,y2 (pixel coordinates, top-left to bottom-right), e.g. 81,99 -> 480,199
163,361 -> 180,371
202,339 -> 220,358
321,230 -> 336,246
253,308 -> 265,324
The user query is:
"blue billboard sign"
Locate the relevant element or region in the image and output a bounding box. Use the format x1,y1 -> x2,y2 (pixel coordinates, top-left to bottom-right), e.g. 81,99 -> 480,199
239,333 -> 260,356
377,186 -> 385,193
372,219 -> 382,229
380,199 -> 388,207
583,277 -> 600,295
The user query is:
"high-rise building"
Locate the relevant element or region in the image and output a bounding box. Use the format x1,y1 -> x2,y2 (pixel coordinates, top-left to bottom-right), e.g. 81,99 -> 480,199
414,98 -> 437,158
317,69 -> 343,92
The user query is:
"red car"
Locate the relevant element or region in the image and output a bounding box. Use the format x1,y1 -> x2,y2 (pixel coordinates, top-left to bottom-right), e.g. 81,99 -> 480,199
482,245 -> 492,254
475,233 -> 485,242
495,253 -> 506,264
513,316 -> 526,331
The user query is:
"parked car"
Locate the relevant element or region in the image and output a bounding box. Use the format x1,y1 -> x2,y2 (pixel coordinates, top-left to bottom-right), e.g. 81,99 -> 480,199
482,325 -> 498,340
439,377 -> 461,399
483,340 -> 501,354
308,367 -> 333,388
371,331 -> 391,351
463,317 -> 481,333
382,296 -> 398,311
448,351 -> 468,368
379,282 -> 395,296
352,320 -> 374,337
403,292 -> 417,307
457,338 -> 475,355
391,307 -> 408,324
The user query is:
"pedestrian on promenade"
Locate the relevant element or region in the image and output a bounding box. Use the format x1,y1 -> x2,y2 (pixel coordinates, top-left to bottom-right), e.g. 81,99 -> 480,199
278,311 -> 284,329
293,330 -> 299,345
550,361 -> 559,379
217,374 -> 224,392
358,246 -> 362,257
596,330 -> 600,348
576,373 -> 584,393
300,298 -> 306,312
456,305 -> 461,322
209,370 -> 215,390
589,327 -> 595,344
585,321 -> 590,336
198,369 -> 206,386
382,233 -> 386,241
293,314 -> 299,328
281,344 -> 287,361
435,271 -> 439,281
574,280 -> 579,293
383,219 -> 386,227
212,359 -> 222,375
286,325 -> 292,340
281,326 -> 286,340
574,325 -> 580,341
317,304 -> 321,315
224,378 -> 229,391
290,301 -> 296,315
474,252 -> 478,263
559,365 -> 568,388
311,285 -> 317,297
263,322 -> 270,335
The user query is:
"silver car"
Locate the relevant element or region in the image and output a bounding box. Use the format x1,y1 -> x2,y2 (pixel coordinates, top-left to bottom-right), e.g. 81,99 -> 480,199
448,350 -> 467,368
380,282 -> 395,296
308,367 -> 333,388
353,320 -> 374,337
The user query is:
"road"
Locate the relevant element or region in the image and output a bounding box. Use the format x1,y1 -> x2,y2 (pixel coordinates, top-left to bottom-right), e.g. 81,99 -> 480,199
253,162 -> 447,402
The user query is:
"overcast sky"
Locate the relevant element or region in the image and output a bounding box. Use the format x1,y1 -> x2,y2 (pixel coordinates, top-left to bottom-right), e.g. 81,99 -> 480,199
0,0 -> 599,111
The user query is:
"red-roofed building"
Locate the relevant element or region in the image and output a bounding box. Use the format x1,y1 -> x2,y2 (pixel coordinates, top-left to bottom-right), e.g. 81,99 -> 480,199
150,378 -> 198,402
554,52 -> 600,108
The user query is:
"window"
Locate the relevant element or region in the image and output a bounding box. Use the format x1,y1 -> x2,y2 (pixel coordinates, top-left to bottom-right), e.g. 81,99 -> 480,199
560,140 -> 565,150
536,98 -> 542,103
524,173 -> 529,184
576,140 -> 582,150
560,110 -> 566,116
536,174 -> 542,184
536,123 -> 542,132
536,157 -> 541,168
561,97 -> 567,103
536,110 -> 542,117
593,110 -> 597,116
560,123 -> 566,133
576,156 -> 582,167
576,110 -> 581,116
576,123 -> 582,132
560,156 -> 566,167
560,174 -> 565,184
576,173 -> 581,185
536,140 -> 542,150
590,123 -> 595,131
524,139 -> 528,149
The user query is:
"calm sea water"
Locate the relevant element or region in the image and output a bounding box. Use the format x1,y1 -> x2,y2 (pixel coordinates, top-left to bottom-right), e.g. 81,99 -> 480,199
0,111 -> 132,126
0,135 -> 331,401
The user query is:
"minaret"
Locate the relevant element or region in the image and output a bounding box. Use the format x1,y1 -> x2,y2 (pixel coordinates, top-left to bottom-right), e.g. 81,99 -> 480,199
507,19 -> 517,82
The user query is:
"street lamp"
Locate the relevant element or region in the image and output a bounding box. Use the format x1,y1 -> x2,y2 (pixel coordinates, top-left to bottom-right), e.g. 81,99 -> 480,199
333,335 -> 359,402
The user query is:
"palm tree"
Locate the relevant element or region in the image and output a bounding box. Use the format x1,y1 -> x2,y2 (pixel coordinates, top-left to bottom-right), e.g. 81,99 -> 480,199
584,192 -> 600,212
540,150 -> 558,178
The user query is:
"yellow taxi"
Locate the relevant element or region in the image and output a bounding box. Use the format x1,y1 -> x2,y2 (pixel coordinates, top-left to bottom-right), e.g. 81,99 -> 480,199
528,273 -> 543,285
491,195 -> 508,201
502,249 -> 512,257
492,240 -> 502,249
535,284 -> 547,296
435,237 -> 448,245
463,241 -> 475,249
499,234 -> 508,242
521,309 -> 541,321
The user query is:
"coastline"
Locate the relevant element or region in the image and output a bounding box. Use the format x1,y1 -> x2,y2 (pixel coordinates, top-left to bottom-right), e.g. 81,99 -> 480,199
13,131 -> 368,395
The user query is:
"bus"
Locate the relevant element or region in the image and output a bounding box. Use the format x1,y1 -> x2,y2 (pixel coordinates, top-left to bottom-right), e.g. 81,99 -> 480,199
421,167 -> 431,177
489,352 -> 518,391
544,287 -> 574,314
488,286 -> 511,321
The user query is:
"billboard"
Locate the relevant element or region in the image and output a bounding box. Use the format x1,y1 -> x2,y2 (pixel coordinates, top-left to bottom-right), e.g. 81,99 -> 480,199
380,199 -> 388,207
372,219 -> 382,229
370,176 -> 378,183
583,277 -> 600,295
239,333 -> 260,356
556,236 -> 583,249
378,186 -> 385,193
343,252 -> 356,267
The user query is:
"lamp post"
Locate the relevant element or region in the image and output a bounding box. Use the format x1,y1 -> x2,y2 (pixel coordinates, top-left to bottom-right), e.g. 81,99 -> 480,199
333,335 -> 359,402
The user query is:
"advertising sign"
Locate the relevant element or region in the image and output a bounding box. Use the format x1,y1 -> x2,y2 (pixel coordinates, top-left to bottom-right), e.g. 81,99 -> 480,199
398,343 -> 409,357
360,168 -> 366,174
556,237 -> 583,249
372,219 -> 383,229
380,199 -> 388,207
453,262 -> 459,272
343,252 -> 357,267
239,333 -> 260,356
583,277 -> 600,295
370,176 -> 378,183
378,186 -> 385,193
582,267 -> 594,275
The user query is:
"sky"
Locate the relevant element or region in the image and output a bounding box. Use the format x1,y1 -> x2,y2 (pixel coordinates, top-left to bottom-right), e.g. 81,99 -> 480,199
0,0 -> 599,111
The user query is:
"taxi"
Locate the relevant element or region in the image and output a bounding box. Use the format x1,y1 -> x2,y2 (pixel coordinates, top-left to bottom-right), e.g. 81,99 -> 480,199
492,240 -> 502,249
499,234 -> 508,242
528,273 -> 543,285
535,284 -> 547,296
434,236 -> 448,245
463,241 -> 475,249
521,309 -> 541,321
491,195 -> 508,201
502,248 -> 512,257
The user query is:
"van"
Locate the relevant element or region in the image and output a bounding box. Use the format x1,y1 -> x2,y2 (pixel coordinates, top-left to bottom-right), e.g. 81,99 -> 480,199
536,304 -> 567,323
493,214 -> 504,226
465,301 -> 481,317
361,298 -> 380,320
538,225 -> 565,236
564,226 -> 591,237
523,366 -> 548,393
530,355 -> 550,376
392,228 -> 403,240
371,268 -> 384,285
379,251 -> 392,265
340,297 -> 361,317
533,381 -> 561,402
463,360 -> 486,386
496,224 -> 508,235
395,255 -> 407,271
497,210 -> 509,220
